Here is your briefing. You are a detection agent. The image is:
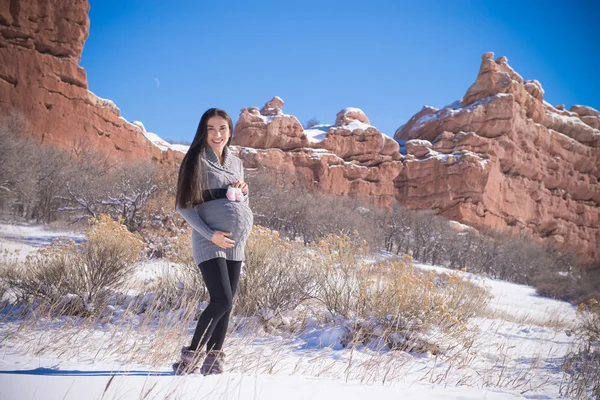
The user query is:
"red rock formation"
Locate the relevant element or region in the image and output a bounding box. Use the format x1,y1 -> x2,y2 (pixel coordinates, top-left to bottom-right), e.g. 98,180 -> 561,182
233,99 -> 308,151
335,107 -> 370,126
0,0 -> 181,164
394,53 -> 600,261
234,98 -> 400,162
3,2 -> 597,261
232,145 -> 403,207
233,99 -> 403,207
233,54 -> 599,261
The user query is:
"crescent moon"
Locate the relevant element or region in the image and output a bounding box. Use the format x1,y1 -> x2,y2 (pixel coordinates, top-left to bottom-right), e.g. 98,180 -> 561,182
153,78 -> 160,88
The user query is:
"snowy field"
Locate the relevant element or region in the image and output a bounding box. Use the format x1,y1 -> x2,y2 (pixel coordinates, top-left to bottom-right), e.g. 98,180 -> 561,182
0,223 -> 584,399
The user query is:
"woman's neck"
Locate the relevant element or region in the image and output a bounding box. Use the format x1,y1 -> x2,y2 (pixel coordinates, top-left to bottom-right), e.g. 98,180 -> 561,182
210,146 -> 225,165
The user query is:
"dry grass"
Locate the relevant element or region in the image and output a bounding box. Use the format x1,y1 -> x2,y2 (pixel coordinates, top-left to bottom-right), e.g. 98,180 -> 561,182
236,226 -> 314,319
136,263 -> 208,312
576,299 -> 600,343
4,223 -> 567,399
558,299 -> 600,399
560,344 -> 600,400
1,214 -> 144,315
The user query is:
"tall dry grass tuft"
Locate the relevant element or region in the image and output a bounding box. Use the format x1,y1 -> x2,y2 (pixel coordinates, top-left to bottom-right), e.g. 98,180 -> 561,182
306,231 -> 371,320
236,226 -> 314,320
1,214 -> 144,315
363,259 -> 488,344
138,263 -> 208,312
576,298 -> 600,343
560,298 -> 600,399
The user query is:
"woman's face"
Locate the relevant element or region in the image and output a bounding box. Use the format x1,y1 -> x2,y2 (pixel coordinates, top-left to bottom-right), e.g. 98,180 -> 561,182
206,115 -> 230,156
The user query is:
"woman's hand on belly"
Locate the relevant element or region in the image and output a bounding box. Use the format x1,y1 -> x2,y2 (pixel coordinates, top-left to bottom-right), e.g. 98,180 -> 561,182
211,231 -> 235,249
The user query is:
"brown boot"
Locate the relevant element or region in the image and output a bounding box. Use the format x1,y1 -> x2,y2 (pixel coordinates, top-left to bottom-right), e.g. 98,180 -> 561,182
172,346 -> 202,375
200,350 -> 225,375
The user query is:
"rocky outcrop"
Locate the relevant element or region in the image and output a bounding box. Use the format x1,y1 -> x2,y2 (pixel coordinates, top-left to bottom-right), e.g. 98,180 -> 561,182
394,53 -> 600,261
233,98 -> 404,206
234,98 -> 400,163
233,99 -> 307,150
0,0 -> 181,164
335,107 -> 370,126
234,146 -> 403,207
233,54 -> 599,261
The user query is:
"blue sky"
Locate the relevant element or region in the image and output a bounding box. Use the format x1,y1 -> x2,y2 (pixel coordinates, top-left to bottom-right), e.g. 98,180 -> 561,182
81,0 -> 599,143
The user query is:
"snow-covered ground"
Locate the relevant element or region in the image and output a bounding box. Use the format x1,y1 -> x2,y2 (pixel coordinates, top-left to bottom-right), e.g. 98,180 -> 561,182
0,223 -> 85,261
0,224 -> 584,399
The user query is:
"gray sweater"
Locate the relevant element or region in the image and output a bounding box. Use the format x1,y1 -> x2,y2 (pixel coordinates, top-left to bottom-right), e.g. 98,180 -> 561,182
176,146 -> 254,265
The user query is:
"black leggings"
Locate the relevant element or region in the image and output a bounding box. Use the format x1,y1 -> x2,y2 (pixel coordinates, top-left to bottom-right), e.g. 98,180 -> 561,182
189,257 -> 242,352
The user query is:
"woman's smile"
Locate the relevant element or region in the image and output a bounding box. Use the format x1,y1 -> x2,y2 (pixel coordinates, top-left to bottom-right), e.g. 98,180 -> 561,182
206,115 -> 230,156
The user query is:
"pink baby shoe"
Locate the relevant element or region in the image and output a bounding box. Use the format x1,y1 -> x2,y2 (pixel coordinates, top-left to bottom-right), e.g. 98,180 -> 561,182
235,187 -> 243,202
226,186 -> 237,201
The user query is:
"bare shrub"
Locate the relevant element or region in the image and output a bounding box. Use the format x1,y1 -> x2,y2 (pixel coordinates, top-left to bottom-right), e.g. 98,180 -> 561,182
304,117 -> 320,129
561,345 -> 600,400
381,202 -> 413,255
576,299 -> 600,344
0,114 -> 71,222
535,274 -> 580,301
306,231 -> 371,319
244,166 -> 383,246
560,297 -> 600,398
534,258 -> 598,306
0,112 -> 28,203
58,147 -> 158,231
357,257 -> 489,349
377,198 -> 592,304
1,214 -> 144,315
0,119 -> 159,229
136,164 -> 181,258
1,134 -> 60,220
102,160 -> 158,231
572,264 -> 600,306
236,226 -> 314,320
29,146 -> 72,223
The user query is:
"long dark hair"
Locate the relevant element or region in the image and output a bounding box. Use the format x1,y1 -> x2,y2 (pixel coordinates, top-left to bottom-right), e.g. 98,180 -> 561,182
175,108 -> 233,208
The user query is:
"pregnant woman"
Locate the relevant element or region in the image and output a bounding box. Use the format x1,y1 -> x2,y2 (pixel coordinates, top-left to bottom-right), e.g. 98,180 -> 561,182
172,108 -> 254,375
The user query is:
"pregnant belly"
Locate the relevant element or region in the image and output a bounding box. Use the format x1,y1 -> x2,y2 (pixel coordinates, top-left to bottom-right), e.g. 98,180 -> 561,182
196,199 -> 253,241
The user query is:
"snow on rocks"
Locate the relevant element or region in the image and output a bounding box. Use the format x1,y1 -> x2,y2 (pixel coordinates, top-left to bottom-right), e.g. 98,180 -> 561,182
335,107 -> 371,127
405,93 -> 514,139
260,95 -> 285,117
88,90 -> 121,116
130,121 -> 189,154
304,124 -> 332,144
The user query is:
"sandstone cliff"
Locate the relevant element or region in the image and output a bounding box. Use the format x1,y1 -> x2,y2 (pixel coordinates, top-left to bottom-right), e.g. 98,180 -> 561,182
0,0 -> 182,164
233,54 -> 600,261
394,52 -> 599,262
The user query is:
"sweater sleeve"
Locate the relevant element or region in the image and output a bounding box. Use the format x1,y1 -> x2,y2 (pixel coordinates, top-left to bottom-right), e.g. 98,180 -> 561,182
239,159 -> 249,204
176,204 -> 216,242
